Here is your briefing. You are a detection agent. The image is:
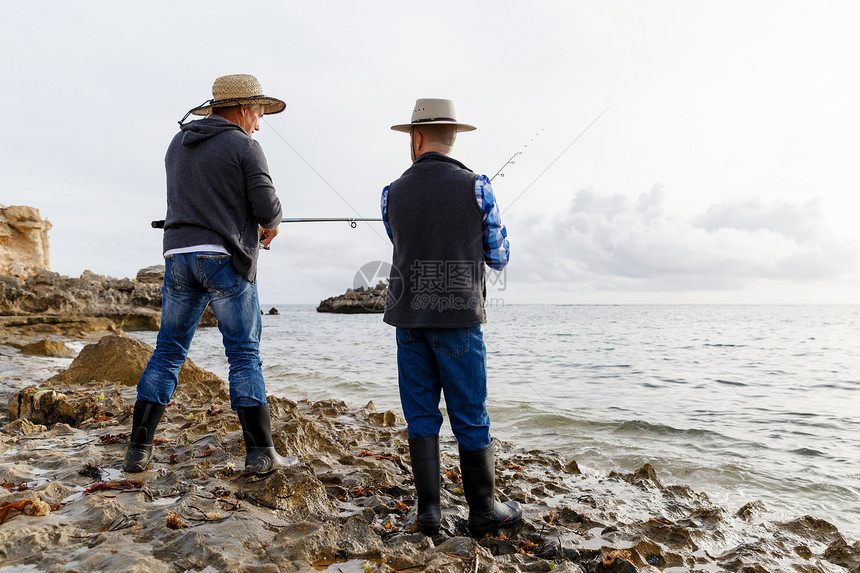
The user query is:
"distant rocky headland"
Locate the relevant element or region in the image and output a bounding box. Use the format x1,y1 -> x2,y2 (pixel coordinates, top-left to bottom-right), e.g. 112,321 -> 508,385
317,280 -> 387,314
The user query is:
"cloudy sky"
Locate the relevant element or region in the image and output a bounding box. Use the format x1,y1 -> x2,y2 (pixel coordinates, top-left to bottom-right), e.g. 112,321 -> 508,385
2,1 -> 858,304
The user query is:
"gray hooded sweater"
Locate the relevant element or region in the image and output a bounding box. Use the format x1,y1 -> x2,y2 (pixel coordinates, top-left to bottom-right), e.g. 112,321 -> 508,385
162,114 -> 282,282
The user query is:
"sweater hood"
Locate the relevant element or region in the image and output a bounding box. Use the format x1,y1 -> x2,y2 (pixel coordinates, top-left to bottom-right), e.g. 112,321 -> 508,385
180,115 -> 245,147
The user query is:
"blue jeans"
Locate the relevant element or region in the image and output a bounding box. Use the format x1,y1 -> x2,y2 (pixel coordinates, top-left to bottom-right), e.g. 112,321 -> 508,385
136,252 -> 267,409
396,326 -> 491,451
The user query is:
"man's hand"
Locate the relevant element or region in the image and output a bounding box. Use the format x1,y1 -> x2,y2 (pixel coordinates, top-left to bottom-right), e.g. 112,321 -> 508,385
259,225 -> 279,249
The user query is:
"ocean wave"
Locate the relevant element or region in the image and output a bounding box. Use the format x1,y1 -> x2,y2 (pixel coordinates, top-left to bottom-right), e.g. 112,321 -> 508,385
612,419 -> 726,440
715,379 -> 747,386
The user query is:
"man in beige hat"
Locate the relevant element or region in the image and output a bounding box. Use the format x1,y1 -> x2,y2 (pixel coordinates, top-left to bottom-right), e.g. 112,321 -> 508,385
382,98 -> 521,537
125,74 -> 296,475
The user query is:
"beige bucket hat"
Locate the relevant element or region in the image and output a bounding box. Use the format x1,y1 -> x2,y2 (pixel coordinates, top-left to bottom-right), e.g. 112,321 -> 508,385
182,74 -> 286,121
391,98 -> 476,133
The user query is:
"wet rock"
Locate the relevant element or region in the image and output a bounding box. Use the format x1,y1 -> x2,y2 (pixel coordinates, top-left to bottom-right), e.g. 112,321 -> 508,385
33,481 -> 76,506
633,519 -> 701,551
736,500 -> 766,521
429,536 -> 498,572
237,466 -> 331,518
69,545 -> 173,573
152,527 -> 240,572
824,536 -> 860,572
267,307 -> 279,315
584,555 -> 639,573
549,564 -> 587,573
716,542 -> 785,572
144,469 -> 192,499
270,516 -> 384,564
8,385 -> 127,427
310,399 -> 349,417
384,534 -> 434,570
13,339 -> 77,358
609,463 -> 663,490
482,535 -> 521,556
627,539 -> 685,570
3,418 -> 47,436
782,515 -> 841,544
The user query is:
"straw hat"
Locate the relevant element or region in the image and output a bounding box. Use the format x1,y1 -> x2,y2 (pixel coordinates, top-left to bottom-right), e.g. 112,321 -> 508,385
189,74 -> 286,117
391,98 -> 476,133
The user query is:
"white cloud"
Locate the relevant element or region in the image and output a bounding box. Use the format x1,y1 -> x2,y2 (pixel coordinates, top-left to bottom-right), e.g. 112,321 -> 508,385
510,186 -> 857,293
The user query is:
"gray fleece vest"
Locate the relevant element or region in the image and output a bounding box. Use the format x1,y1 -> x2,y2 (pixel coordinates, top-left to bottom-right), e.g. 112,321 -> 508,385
383,152 -> 486,328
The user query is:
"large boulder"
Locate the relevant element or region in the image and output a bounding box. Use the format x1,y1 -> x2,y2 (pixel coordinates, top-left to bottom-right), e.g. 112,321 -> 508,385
45,334 -> 226,395
8,334 -> 229,427
14,339 -> 77,358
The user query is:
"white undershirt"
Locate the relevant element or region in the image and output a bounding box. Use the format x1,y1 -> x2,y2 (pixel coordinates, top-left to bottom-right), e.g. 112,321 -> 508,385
163,244 -> 230,257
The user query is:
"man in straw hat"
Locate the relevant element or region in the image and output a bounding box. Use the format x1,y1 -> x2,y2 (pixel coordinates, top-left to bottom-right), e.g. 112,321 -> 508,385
381,98 -> 521,537
124,74 -> 296,475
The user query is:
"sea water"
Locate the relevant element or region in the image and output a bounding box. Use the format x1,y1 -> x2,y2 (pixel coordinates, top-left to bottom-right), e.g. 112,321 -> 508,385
131,304 -> 860,538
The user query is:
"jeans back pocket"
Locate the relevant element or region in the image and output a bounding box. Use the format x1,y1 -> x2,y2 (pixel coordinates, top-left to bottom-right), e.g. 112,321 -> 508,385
197,254 -> 240,298
431,328 -> 472,357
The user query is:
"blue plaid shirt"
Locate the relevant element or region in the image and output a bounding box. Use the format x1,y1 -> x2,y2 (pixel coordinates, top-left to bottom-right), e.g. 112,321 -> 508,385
381,174 -> 510,270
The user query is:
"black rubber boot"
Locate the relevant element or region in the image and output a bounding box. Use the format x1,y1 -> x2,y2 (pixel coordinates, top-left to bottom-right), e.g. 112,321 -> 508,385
236,405 -> 298,474
459,440 -> 523,537
123,400 -> 166,473
409,435 -> 441,536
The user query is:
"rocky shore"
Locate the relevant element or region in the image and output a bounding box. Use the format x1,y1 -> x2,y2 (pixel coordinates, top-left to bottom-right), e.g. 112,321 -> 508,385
2,332 -> 859,573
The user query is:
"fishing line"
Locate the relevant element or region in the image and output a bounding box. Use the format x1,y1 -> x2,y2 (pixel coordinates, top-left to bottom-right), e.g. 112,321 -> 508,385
502,106 -> 609,214
491,108 -> 609,294
262,118 -> 387,243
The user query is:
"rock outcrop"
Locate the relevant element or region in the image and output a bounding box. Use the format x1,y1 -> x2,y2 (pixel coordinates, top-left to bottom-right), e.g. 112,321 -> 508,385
1,268 -> 162,317
0,267 -> 164,337
0,206 -> 216,338
0,264 -> 223,339
8,334 -> 227,427
317,280 -> 387,314
10,339 -> 77,358
0,205 -> 51,280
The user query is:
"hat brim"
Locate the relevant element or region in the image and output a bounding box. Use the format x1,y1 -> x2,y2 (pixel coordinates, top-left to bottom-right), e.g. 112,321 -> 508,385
191,97 -> 286,117
391,121 -> 476,133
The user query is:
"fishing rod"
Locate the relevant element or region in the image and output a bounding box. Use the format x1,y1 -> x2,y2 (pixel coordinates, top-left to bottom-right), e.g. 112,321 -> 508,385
149,130 -> 540,231
280,217 -> 381,228
151,217 -> 381,229
490,151 -> 521,182
149,140 -> 530,231
490,130 -> 542,182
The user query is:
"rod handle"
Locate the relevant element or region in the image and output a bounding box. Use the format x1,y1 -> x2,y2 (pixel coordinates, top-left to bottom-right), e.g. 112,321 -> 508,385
151,220 -> 165,229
